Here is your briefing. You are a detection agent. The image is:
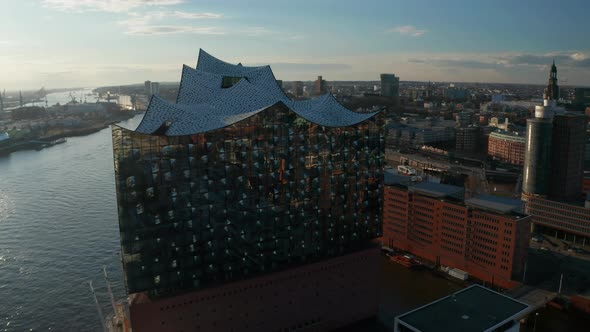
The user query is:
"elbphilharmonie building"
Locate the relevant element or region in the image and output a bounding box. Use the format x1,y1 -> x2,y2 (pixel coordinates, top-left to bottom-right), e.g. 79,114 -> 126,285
112,50 -> 385,331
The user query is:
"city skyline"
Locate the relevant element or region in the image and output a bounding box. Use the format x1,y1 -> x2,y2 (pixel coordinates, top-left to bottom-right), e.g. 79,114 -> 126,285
1,0 -> 590,90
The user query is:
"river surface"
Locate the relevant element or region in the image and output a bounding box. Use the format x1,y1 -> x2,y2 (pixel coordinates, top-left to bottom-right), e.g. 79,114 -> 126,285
7,89 -> 100,110
0,115 -> 143,331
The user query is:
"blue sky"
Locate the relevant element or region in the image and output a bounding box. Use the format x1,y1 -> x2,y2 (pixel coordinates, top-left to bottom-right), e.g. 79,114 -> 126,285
1,0 -> 590,90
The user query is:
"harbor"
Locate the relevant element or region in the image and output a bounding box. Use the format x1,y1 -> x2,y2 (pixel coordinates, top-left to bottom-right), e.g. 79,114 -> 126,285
0,88 -> 141,156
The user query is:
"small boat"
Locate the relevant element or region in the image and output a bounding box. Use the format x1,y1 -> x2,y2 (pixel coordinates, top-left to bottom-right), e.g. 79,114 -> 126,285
390,254 -> 422,268
53,137 -> 67,145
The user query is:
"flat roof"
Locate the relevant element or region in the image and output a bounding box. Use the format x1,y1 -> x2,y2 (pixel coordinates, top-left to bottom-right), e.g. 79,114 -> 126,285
384,169 -> 412,186
465,195 -> 523,215
411,182 -> 464,198
396,285 -> 529,332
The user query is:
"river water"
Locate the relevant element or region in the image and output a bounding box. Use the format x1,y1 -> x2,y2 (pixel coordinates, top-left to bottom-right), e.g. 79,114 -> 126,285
0,115 -> 143,331
0,114 -> 462,331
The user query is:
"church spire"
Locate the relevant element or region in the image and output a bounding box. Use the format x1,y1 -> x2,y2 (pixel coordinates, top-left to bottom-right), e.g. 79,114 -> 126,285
544,61 -> 559,100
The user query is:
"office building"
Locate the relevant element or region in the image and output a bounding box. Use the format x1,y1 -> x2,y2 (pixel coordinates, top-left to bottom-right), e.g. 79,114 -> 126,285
522,117 -> 553,196
292,81 -> 303,97
112,50 -> 385,331
380,74 -> 400,98
383,177 -> 530,289
488,131 -> 526,166
394,285 -> 529,332
523,63 -> 566,198
523,63 -> 585,201
549,114 -> 586,202
150,82 -> 160,96
522,62 -> 590,246
144,81 -> 160,96
522,194 -> 590,244
455,126 -> 481,154
313,76 -> 327,95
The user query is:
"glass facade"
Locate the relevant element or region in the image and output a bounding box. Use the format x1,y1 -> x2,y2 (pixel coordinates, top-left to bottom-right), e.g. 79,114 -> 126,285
113,105 -> 385,296
523,118 -> 552,196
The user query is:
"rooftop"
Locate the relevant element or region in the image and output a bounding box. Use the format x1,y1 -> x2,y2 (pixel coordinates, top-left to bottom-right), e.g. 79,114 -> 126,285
135,49 -> 380,136
396,285 -> 529,332
411,181 -> 464,199
465,195 -> 524,215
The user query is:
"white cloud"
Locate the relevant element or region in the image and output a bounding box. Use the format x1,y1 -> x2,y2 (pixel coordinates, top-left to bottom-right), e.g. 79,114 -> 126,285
125,25 -> 223,36
387,25 -> 427,37
118,10 -> 223,35
41,0 -> 184,13
172,11 -> 222,19
570,52 -> 589,61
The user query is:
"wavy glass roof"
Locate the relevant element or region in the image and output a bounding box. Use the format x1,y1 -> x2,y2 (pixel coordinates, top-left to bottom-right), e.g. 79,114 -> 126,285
135,49 -> 380,136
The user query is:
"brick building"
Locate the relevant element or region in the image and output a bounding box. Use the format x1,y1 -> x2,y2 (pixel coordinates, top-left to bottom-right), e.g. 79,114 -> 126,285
487,131 -> 526,165
383,178 -> 530,289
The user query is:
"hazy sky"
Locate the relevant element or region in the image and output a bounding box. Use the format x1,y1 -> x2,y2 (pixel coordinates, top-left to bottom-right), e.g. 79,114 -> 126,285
2,0 -> 590,90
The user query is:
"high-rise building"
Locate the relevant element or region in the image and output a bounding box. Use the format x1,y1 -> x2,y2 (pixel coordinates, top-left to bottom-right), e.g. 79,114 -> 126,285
144,80 -> 152,96
523,62 -> 584,201
523,117 -> 553,196
380,74 -> 399,98
523,62 -> 566,197
313,75 -> 327,95
522,62 -> 590,247
150,82 -> 160,96
455,126 -> 481,154
292,81 -> 303,97
112,50 -> 385,331
549,114 -> 586,202
382,176 -> 530,289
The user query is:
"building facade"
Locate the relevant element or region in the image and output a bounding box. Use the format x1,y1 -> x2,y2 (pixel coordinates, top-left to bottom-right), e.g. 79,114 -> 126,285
292,81 -> 303,98
455,126 -> 481,154
313,76 -> 327,95
383,180 -> 530,289
380,74 -> 400,98
522,193 -> 590,245
550,114 -> 586,202
487,131 -> 526,166
112,50 -> 385,331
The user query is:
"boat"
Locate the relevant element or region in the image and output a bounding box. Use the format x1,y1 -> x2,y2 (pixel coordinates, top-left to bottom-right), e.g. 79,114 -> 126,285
53,137 -> 67,145
33,138 -> 67,150
390,254 -> 422,268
